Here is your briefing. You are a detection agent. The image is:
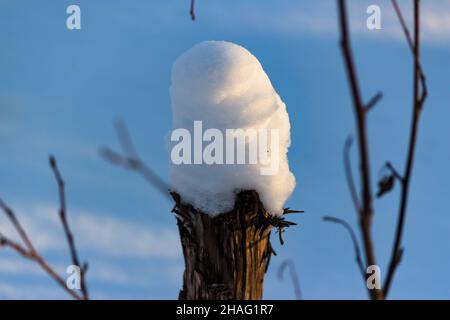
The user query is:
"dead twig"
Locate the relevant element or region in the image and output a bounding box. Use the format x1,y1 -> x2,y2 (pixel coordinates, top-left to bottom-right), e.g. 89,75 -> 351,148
337,0 -> 381,300
50,156 -> 89,300
100,119 -> 171,201
343,136 -> 361,214
391,0 -> 427,105
0,156 -> 88,300
323,216 -> 365,279
0,199 -> 35,253
384,0 -> 427,297
365,92 -> 383,112
386,161 -> 404,183
336,0 -> 427,299
278,259 -> 302,300
190,0 -> 196,21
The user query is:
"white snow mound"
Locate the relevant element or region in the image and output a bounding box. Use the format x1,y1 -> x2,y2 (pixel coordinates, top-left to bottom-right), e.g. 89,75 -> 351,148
169,40 -> 296,216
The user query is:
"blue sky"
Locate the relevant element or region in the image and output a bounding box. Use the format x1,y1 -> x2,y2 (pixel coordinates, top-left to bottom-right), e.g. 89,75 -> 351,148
1,0 -> 450,299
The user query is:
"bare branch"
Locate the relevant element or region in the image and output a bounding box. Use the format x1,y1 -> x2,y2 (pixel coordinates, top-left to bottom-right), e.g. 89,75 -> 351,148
100,119 -> 171,201
384,0 -> 427,297
0,234 -> 33,258
115,119 -> 140,160
365,92 -> 383,112
277,259 -> 302,300
0,200 -> 83,300
391,0 -> 427,106
323,216 -> 365,279
391,0 -> 414,51
386,161 -> 404,183
336,0 -> 427,299
190,0 -> 196,21
337,0 -> 381,300
0,198 -> 35,253
283,207 -> 305,215
0,157 -> 89,300
343,136 -> 361,214
50,155 -> 89,300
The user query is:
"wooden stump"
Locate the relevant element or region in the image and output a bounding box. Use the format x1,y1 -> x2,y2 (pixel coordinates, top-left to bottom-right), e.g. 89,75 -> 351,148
172,190 -> 274,300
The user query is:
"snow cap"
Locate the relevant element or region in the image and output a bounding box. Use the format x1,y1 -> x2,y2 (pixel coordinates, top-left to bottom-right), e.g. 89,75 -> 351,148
169,41 -> 296,216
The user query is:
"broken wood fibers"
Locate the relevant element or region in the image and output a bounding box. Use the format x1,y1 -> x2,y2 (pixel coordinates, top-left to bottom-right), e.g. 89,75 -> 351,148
172,190 -> 274,300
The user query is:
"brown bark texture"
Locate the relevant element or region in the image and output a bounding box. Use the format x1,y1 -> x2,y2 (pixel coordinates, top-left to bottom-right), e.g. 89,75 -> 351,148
172,190 -> 274,300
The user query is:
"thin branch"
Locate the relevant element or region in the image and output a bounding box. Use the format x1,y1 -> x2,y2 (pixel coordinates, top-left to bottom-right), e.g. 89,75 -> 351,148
365,92 -> 383,112
343,136 -> 361,214
338,0 -> 373,218
50,156 -> 89,300
0,199 -> 35,253
384,0 -> 427,297
386,161 -> 404,183
391,0 -> 427,106
283,207 -> 305,215
100,119 -> 171,201
0,200 -> 83,300
278,259 -> 302,300
115,119 -> 139,160
0,235 -> 32,258
337,0 -> 381,300
190,0 -> 196,21
323,216 -> 365,279
392,0 -> 414,50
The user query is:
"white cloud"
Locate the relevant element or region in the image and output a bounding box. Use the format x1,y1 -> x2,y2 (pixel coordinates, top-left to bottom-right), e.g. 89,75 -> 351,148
0,283 -> 68,300
363,3 -> 450,45
202,2 -> 337,37
200,1 -> 450,46
0,258 -> 43,276
0,203 -> 181,259
0,203 -> 183,299
87,261 -> 182,287
0,252 -> 183,298
74,212 -> 181,259
421,7 -> 450,43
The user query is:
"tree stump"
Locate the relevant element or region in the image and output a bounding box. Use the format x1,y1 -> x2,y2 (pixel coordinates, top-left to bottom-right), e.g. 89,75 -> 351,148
172,190 -> 274,300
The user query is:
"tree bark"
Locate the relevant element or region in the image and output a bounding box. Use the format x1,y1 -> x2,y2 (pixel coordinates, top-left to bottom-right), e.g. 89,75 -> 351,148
172,190 -> 274,300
